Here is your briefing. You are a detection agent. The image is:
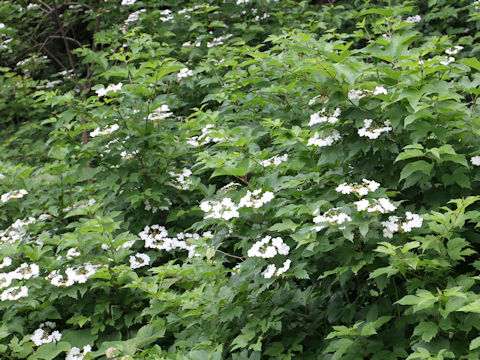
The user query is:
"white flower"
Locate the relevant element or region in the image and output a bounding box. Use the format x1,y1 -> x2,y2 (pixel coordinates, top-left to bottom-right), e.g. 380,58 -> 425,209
354,199 -> 370,211
121,0 -> 136,5
313,208 -> 352,229
259,154 -> 288,167
307,131 -> 341,147
90,124 -> 119,137
0,273 -> 13,289
445,46 -> 463,56
66,248 -> 81,260
66,345 -> 92,360
95,83 -> 122,97
31,323 -> 62,346
177,67 -> 193,80
1,189 -> 28,203
405,15 -> 421,23
358,119 -> 392,139
1,285 -> 28,301
262,264 -> 276,279
10,263 -> 40,280
373,86 -> 387,95
129,253 -> 150,269
276,259 -> 291,275
0,257 -> 12,269
148,105 -> 173,121
471,156 -> 480,166
168,168 -> 193,190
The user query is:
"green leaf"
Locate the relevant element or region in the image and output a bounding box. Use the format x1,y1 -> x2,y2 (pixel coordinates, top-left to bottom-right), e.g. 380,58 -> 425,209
268,219 -> 299,232
399,160 -> 433,182
413,321 -> 438,342
461,58 -> 480,72
470,337 -> 480,350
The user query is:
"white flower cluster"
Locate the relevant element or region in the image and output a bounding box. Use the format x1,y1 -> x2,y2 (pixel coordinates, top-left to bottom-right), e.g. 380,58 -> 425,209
238,189 -> 275,208
90,124 -> 119,137
123,9 -> 146,29
48,263 -> 99,287
200,197 -> 240,220
381,212 -> 423,238
259,154 -> 288,167
139,225 -> 211,258
0,217 -> 36,244
1,189 -> 27,203
129,253 -> 150,269
95,83 -> 122,97
309,108 -> 341,126
159,9 -> 174,22
186,124 -> 227,147
313,208 -> 352,231
66,248 -> 81,260
0,174 -> 4,179
207,34 -> 233,48
66,345 -> 92,360
354,198 -> 397,213
471,156 -> 480,166
348,86 -> 387,100
31,322 -> 62,346
200,190 -> 274,220
168,168 -> 193,190
358,119 -> 392,139
121,0 -> 136,5
177,67 -> 193,79
335,179 -> 380,196
405,15 -> 421,23
63,199 -> 96,213
0,257 -> 11,269
148,105 -> 173,121
145,198 -> 170,213
445,45 -> 463,56
307,130 -> 341,148
1,285 -> 28,301
178,4 -> 205,18
254,12 -> 269,21
237,0 -> 249,4
262,259 -> 291,279
247,235 -> 290,258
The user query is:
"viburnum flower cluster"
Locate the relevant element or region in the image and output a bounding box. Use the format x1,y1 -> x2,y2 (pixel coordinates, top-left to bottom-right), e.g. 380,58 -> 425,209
123,9 -> 146,31
0,217 -> 36,244
354,198 -> 397,213
336,179 -> 380,196
95,83 -> 122,97
168,168 -> 193,190
381,212 -> 423,238
1,262 -> 39,292
471,156 -> 480,166
247,236 -> 291,278
31,322 -> 62,346
148,105 -> 173,121
309,108 -> 341,126
405,15 -> 421,23
1,285 -> 28,301
187,124 -> 227,147
348,86 -> 387,100
248,235 -> 290,258
139,225 -> 212,258
207,34 -> 233,47
90,124 -> 119,137
129,253 -> 150,269
63,199 -> 96,213
66,345 -> 92,360
358,119 -> 392,139
313,208 -> 352,231
47,263 -> 100,287
307,130 -> 341,148
1,189 -> 27,203
200,190 -> 274,220
259,154 -> 288,167
177,67 -> 193,79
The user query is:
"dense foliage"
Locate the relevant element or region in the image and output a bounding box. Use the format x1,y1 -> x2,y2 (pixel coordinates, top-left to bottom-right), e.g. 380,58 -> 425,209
1,0 -> 480,358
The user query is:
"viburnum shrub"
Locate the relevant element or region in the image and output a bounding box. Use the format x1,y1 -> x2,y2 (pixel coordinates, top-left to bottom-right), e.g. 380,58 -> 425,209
1,0 -> 480,359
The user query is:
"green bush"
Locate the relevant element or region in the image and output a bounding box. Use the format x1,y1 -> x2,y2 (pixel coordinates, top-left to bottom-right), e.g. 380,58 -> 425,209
1,0 -> 480,359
